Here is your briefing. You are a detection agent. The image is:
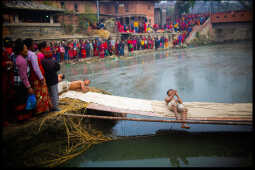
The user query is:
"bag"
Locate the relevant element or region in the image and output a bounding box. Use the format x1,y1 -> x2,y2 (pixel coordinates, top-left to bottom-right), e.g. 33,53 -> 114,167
60,47 -> 65,53
25,94 -> 37,110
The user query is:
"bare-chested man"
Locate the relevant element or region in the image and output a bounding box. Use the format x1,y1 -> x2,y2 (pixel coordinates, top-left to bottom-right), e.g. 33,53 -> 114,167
58,74 -> 90,93
165,89 -> 190,129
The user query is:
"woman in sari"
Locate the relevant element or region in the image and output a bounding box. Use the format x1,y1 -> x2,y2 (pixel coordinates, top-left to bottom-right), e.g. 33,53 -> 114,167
25,40 -> 52,115
164,37 -> 169,49
81,40 -> 86,58
12,39 -> 34,121
99,40 -> 105,58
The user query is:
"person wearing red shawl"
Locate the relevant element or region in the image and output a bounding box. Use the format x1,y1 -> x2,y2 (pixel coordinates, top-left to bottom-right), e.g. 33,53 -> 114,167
103,40 -> 108,56
81,41 -> 86,58
143,37 -> 147,49
143,22 -> 147,33
132,38 -> 137,51
99,40 -> 105,58
127,38 -> 132,53
73,41 -> 78,59
117,20 -> 121,32
26,40 -> 52,115
68,43 -> 74,60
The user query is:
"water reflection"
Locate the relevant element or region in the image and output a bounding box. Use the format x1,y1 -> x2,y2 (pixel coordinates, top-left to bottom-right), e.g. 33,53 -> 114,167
62,131 -> 252,167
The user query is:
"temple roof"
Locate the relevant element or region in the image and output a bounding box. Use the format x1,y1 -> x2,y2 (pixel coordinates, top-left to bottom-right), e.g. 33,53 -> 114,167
2,0 -> 64,12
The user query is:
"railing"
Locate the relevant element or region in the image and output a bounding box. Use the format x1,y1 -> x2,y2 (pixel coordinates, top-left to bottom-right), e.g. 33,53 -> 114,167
211,10 -> 252,23
185,17 -> 211,43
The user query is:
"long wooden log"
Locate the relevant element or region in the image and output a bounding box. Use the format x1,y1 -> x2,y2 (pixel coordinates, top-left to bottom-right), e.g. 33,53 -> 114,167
63,113 -> 252,125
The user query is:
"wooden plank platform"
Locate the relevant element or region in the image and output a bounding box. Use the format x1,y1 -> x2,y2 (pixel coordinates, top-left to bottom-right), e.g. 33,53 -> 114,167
60,91 -> 252,125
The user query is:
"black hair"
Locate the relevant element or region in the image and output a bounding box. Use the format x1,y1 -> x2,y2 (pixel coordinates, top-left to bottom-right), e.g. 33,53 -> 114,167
13,39 -> 25,55
166,89 -> 174,95
23,38 -> 33,49
38,41 -> 47,50
3,37 -> 13,48
62,74 -> 65,80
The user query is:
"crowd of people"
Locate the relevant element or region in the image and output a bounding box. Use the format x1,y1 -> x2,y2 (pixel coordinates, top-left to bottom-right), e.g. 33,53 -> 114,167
1,13 -> 209,127
25,34 -> 184,64
1,37 -> 91,127
115,13 -> 209,34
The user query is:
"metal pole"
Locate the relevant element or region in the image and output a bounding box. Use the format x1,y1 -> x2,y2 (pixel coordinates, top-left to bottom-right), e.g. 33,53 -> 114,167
97,0 -> 100,23
63,113 -> 252,126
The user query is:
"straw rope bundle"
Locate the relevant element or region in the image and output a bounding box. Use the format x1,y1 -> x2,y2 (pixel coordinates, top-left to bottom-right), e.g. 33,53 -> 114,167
91,29 -> 111,39
21,89 -> 114,167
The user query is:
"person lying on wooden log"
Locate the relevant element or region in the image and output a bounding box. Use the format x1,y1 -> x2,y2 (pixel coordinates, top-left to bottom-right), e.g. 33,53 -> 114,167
165,89 -> 190,129
58,74 -> 90,94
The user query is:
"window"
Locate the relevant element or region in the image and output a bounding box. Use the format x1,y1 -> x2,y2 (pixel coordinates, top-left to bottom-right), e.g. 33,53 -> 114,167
60,2 -> 65,9
148,5 -> 151,10
19,12 -> 50,23
74,3 -> 78,12
224,15 -> 227,18
216,16 -> 220,18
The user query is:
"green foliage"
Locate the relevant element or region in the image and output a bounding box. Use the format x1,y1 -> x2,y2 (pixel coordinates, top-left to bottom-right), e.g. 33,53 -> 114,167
76,14 -> 96,33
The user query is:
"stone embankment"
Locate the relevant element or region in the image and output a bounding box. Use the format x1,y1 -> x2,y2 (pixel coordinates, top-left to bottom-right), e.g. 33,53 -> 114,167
185,17 -> 252,46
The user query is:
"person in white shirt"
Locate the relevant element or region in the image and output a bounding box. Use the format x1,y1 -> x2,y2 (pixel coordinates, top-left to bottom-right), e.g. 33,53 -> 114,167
165,89 -> 190,129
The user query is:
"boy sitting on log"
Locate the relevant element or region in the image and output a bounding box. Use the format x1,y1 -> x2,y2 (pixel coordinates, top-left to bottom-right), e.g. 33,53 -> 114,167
58,74 -> 90,94
165,89 -> 190,129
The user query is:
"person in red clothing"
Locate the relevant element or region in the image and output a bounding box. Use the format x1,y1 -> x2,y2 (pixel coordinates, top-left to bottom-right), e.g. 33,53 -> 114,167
143,21 -> 147,33
169,23 -> 173,32
81,40 -> 86,58
117,20 -> 121,32
25,39 -> 52,115
99,39 -> 105,58
2,37 -> 15,126
103,40 -> 108,56
115,39 -> 119,56
181,31 -> 186,44
68,42 -> 74,60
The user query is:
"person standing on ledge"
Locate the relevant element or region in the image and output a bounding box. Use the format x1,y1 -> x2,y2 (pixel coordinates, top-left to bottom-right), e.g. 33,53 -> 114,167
41,47 -> 61,112
165,89 -> 190,129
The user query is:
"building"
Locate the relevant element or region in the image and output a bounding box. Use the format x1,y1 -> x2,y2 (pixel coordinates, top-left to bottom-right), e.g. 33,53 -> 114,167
154,1 -> 175,26
2,0 -> 159,39
2,0 -> 65,39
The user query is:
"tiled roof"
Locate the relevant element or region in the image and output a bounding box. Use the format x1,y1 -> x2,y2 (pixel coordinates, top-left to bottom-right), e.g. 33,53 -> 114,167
3,0 -> 64,12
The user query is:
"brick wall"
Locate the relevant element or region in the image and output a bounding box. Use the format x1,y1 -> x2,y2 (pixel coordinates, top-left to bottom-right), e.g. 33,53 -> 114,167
57,1 -> 155,24
211,10 -> 252,23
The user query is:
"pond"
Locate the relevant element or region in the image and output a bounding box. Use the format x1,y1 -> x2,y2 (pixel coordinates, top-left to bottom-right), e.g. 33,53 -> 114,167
60,41 -> 253,167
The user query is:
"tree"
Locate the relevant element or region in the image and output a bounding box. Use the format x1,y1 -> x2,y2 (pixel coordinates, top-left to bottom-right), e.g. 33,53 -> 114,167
174,0 -> 195,20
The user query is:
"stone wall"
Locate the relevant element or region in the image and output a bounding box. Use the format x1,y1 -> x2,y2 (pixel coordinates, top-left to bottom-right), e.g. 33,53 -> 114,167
212,22 -> 252,42
186,17 -> 252,46
3,23 -> 65,40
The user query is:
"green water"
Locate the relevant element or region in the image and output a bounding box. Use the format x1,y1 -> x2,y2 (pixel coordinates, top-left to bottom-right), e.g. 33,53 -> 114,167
60,41 -> 253,167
